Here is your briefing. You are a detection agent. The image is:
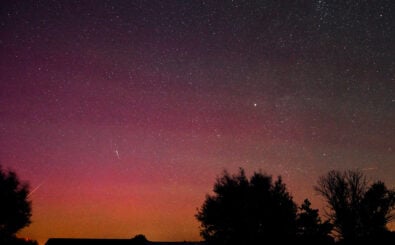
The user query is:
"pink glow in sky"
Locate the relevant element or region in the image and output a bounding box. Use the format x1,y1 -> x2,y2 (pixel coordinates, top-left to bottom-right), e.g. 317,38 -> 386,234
1,1 -> 394,245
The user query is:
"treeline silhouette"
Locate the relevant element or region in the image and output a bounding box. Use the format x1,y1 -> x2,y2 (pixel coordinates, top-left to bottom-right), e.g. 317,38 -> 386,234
1,165 -> 395,245
196,168 -> 395,245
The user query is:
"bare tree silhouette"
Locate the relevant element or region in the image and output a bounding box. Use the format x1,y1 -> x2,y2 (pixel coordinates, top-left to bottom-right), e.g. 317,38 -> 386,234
315,170 -> 395,243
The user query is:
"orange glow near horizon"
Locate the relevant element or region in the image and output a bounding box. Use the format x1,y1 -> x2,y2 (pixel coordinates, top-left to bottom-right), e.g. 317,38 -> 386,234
2,2 -> 394,245
20,178 -> 205,244
15,153 -> 395,245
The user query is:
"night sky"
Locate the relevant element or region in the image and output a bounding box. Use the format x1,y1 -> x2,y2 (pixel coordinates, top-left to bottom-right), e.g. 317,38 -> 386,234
1,1 -> 394,244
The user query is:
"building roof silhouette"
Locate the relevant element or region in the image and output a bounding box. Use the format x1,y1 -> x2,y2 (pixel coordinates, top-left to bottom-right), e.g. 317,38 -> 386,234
45,238 -> 204,245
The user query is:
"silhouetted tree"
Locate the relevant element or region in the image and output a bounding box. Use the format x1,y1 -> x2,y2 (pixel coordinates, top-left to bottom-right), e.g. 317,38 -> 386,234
315,170 -> 395,243
315,170 -> 365,242
0,166 -> 33,245
296,199 -> 333,244
359,181 -> 395,243
196,168 -> 297,245
131,234 -> 148,245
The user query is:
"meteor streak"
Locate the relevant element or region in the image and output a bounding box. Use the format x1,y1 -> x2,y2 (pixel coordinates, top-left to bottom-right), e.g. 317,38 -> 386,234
361,167 -> 378,171
115,149 -> 120,159
27,182 -> 44,197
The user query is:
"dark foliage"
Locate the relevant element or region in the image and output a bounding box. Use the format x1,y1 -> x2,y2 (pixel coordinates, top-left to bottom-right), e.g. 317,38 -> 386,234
360,181 -> 395,236
315,170 -> 395,244
0,166 -> 32,241
1,236 -> 38,245
131,234 -> 149,245
196,168 -> 297,245
296,199 -> 334,245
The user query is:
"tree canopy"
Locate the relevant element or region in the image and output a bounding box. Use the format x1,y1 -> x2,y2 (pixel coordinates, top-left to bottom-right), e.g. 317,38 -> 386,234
196,168 -> 298,245
315,170 -> 395,243
0,166 -> 33,244
296,199 -> 333,244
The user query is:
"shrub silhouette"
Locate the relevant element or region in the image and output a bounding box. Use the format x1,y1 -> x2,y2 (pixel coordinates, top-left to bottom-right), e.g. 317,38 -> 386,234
195,168 -> 297,245
0,166 -> 34,245
315,170 -> 395,244
131,234 -> 148,245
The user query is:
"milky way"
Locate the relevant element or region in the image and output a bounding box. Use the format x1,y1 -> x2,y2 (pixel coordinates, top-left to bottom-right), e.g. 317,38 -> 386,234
0,1 -> 394,244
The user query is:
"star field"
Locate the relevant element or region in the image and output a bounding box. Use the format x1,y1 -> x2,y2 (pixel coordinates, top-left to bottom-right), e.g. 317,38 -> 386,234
0,1 -> 394,244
